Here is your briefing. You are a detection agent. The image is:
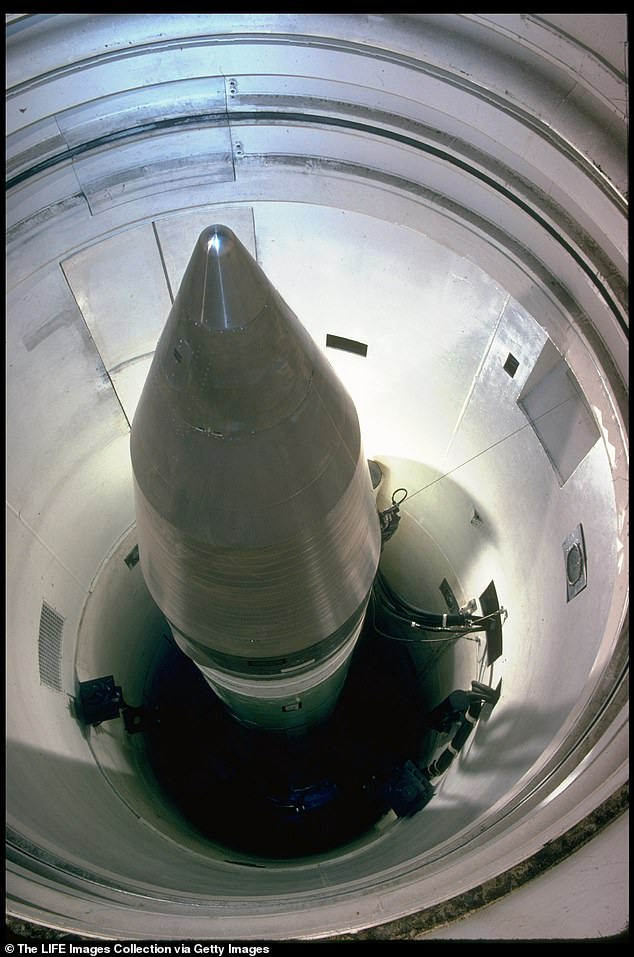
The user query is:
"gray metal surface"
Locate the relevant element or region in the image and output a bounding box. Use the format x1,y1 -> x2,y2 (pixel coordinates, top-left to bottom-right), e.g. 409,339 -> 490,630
131,225 -> 380,729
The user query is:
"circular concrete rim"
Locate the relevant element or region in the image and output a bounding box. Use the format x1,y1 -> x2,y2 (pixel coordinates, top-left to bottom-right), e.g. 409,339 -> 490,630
7,786 -> 629,942
6,13 -> 628,941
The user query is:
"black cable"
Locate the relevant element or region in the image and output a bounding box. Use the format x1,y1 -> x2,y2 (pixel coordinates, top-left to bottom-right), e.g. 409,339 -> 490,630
369,570 -> 507,649
372,570 -> 499,636
375,569 -> 469,627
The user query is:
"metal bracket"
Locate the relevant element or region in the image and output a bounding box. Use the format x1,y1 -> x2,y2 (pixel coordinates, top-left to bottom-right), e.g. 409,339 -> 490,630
76,675 -> 159,733
76,676 -> 123,726
471,678 -> 502,720
562,524 -> 587,601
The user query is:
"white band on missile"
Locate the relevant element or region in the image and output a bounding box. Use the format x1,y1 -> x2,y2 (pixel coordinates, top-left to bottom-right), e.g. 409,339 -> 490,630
196,616 -> 365,702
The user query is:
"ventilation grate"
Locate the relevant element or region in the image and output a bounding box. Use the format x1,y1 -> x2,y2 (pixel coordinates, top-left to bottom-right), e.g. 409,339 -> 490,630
38,601 -> 64,691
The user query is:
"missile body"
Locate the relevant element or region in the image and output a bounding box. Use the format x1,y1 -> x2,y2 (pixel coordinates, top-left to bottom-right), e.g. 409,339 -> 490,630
131,226 -> 381,737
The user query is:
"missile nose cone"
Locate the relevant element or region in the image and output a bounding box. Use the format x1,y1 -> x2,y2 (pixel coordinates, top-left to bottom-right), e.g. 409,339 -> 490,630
185,224 -> 269,331
143,224 -> 315,441
131,224 -> 381,732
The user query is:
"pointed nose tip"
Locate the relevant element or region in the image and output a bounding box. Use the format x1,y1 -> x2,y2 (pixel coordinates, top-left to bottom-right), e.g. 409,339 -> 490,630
200,224 -> 238,258
180,224 -> 268,331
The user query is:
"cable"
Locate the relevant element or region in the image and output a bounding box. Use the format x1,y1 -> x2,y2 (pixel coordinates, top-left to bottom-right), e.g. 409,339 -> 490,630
403,395 -> 579,506
373,569 -> 503,634
374,570 -> 469,627
375,627 -> 481,645
369,565 -> 507,650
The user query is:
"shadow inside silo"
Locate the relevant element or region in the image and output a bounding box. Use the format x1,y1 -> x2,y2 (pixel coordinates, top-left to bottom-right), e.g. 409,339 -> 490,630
144,610 -> 434,858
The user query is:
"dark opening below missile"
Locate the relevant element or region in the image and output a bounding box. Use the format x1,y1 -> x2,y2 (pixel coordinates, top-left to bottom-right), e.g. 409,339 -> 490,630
144,611 -> 431,857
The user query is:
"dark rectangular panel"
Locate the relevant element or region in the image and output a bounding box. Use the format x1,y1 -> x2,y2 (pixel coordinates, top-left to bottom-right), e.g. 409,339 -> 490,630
326,334 -> 368,357
503,352 -> 520,377
124,544 -> 140,569
439,578 -> 460,613
479,580 -> 503,666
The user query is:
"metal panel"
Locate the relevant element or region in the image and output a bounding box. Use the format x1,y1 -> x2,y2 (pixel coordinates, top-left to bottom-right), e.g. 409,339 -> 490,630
61,223 -> 171,384
6,114 -> 68,180
519,340 -> 601,486
253,202 -> 510,466
22,75 -> 233,214
62,225 -> 178,422
70,125 -> 234,214
6,264 -> 132,586
55,77 -> 228,148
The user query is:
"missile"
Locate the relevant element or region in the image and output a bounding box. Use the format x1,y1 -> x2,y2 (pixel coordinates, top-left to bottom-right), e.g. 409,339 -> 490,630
130,225 -> 381,738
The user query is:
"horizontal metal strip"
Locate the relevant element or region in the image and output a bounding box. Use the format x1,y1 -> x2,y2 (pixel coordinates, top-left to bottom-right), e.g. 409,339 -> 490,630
5,110 -> 627,338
